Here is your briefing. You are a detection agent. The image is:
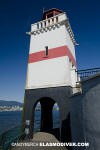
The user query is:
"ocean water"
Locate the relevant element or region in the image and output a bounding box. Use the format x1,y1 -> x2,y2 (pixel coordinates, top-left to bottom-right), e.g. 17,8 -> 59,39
0,110 -> 60,135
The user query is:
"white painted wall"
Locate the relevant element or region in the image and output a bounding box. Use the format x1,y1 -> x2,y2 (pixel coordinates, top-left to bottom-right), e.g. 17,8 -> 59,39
65,26 -> 76,59
26,56 -> 72,89
29,25 -> 67,54
25,13 -> 77,89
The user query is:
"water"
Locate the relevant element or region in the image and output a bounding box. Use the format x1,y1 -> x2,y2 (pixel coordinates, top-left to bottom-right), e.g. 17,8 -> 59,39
34,110 -> 60,131
0,111 -> 22,135
0,110 -> 60,135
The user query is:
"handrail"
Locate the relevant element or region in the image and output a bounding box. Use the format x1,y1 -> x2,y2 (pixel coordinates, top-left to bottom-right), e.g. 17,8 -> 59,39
76,67 -> 100,80
0,121 -> 39,150
0,123 -> 26,150
77,67 -> 100,72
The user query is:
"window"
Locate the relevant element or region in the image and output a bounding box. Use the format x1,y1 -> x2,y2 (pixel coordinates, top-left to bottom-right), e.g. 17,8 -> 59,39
41,22 -> 43,28
44,21 -> 46,27
47,13 -> 53,19
69,58 -> 71,62
52,18 -> 54,24
37,23 -> 39,29
56,16 -> 58,22
48,19 -> 50,25
45,46 -> 48,56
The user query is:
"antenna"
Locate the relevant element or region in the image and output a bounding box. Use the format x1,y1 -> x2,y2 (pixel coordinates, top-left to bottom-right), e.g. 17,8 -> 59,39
43,7 -> 45,13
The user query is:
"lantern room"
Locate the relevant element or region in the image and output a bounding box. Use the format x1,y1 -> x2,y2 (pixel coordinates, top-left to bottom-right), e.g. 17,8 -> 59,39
42,8 -> 64,20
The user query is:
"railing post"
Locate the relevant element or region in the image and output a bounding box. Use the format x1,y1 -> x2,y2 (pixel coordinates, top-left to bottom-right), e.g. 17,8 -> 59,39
25,120 -> 30,140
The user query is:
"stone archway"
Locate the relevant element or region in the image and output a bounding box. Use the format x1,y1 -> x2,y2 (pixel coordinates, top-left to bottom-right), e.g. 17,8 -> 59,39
23,86 -> 72,141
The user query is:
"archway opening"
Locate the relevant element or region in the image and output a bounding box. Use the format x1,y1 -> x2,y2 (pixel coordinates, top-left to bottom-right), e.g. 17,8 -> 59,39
53,103 -> 60,129
52,103 -> 60,139
33,97 -> 60,137
34,102 -> 41,132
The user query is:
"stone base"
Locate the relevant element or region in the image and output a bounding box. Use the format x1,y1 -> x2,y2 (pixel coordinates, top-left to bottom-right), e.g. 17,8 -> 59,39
22,86 -> 72,142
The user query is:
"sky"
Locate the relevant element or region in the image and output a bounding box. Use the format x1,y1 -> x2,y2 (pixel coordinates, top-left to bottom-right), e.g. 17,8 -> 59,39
0,0 -> 100,102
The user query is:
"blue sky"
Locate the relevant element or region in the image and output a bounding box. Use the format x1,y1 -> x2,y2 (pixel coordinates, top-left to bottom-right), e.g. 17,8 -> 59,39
0,0 -> 100,102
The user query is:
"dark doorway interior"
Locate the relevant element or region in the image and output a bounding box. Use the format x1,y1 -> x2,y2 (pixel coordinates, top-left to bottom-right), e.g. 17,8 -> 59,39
34,97 -> 60,139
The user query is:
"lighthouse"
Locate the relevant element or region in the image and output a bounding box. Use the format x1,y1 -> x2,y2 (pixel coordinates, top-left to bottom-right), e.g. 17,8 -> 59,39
23,8 -> 78,142
26,8 -> 77,90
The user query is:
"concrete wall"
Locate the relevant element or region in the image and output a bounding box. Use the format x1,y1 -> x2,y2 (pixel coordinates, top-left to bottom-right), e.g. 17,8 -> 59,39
70,74 -> 100,150
23,86 -> 72,142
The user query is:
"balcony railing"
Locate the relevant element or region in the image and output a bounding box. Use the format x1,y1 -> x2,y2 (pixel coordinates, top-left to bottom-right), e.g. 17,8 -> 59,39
77,67 -> 100,80
31,12 -> 66,31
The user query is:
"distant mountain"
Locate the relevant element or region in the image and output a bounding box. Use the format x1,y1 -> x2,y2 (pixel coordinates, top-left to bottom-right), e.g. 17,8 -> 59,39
0,100 -> 23,107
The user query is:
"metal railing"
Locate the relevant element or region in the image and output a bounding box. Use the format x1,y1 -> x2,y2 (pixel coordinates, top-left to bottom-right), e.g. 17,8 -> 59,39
0,120 -> 40,150
77,67 -> 100,80
0,123 -> 26,150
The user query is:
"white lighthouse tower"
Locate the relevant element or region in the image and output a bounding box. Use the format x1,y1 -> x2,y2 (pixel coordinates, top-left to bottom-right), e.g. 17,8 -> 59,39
26,8 -> 78,90
23,8 -> 78,141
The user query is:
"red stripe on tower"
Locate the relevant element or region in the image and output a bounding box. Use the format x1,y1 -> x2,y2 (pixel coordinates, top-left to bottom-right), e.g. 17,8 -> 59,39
29,45 -> 76,67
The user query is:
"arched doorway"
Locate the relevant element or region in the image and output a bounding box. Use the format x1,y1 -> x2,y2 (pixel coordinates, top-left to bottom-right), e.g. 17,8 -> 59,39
34,97 -> 60,136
